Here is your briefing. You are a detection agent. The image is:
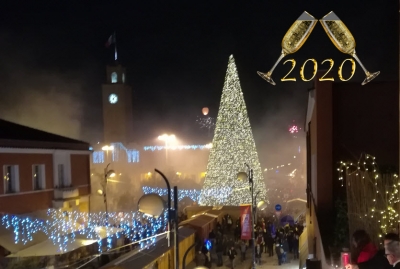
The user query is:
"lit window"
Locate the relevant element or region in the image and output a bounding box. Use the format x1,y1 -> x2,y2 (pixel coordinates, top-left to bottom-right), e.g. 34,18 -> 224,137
122,73 -> 126,83
33,165 -> 45,190
111,72 -> 118,83
3,165 -> 19,193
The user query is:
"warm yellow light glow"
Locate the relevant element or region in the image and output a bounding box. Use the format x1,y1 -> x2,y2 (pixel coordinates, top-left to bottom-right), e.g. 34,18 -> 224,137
147,172 -> 151,176
102,145 -> 114,151
109,172 -> 115,178
176,172 -> 181,176
97,189 -> 103,195
158,134 -> 176,142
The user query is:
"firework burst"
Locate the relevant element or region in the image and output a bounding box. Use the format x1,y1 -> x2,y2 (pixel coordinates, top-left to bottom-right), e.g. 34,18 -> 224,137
197,116 -> 215,131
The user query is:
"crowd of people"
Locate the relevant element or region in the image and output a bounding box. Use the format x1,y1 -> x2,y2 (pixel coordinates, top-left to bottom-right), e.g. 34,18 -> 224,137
346,230 -> 400,269
197,214 -> 304,268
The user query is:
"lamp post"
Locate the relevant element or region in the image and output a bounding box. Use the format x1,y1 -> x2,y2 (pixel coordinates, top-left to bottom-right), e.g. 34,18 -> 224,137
158,134 -> 176,166
237,163 -> 256,269
137,169 -> 179,269
99,163 -> 115,223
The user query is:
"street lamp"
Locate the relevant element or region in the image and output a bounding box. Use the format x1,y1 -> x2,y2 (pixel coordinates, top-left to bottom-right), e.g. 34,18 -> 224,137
158,134 -> 176,165
137,169 -> 179,269
102,145 -> 114,161
101,163 -> 115,222
254,191 -> 268,225
237,163 -> 256,269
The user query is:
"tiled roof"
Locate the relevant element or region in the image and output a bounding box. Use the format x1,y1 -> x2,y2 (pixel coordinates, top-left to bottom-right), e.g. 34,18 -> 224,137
0,119 -> 89,150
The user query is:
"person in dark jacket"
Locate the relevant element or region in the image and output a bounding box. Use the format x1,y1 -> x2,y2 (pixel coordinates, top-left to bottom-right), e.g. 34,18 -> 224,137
228,246 -> 237,269
275,243 -> 283,265
216,241 -> 224,267
346,232 -> 394,269
385,234 -> 400,269
292,233 -> 299,260
266,234 -> 274,257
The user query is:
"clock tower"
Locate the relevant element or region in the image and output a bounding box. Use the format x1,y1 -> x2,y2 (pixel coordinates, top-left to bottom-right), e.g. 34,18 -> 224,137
102,63 -> 133,144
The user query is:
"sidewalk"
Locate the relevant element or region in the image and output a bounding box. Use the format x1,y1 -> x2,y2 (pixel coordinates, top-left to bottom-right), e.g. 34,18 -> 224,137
256,254 -> 299,269
187,250 -> 300,269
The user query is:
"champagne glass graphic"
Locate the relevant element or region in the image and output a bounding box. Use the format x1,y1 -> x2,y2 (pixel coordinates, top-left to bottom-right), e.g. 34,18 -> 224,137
257,11 -> 317,85
320,11 -> 379,85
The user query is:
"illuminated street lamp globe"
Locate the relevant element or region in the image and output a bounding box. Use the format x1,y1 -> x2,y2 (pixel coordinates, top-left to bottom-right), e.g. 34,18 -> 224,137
257,200 -> 268,211
237,171 -> 248,181
137,193 -> 166,218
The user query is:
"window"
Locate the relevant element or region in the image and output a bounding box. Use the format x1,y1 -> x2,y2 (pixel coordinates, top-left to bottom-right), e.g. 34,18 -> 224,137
122,73 -> 125,83
32,165 -> 45,190
3,165 -> 19,193
93,151 -> 105,164
111,72 -> 118,83
58,164 -> 65,188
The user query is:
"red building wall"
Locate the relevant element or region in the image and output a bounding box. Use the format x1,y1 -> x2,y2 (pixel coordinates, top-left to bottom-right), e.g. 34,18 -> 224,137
0,153 -> 54,193
0,191 -> 54,214
71,154 -> 90,186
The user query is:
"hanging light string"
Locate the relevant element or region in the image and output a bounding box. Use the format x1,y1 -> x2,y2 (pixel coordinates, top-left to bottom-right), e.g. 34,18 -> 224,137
337,153 -> 399,236
1,209 -> 168,254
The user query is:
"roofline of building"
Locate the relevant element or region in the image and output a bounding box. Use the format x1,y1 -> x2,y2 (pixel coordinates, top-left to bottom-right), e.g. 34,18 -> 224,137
0,139 -> 90,151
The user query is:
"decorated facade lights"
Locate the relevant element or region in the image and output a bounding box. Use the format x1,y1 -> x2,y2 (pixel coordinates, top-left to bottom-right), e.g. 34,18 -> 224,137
1,209 -> 167,254
143,143 -> 212,151
142,186 -> 202,202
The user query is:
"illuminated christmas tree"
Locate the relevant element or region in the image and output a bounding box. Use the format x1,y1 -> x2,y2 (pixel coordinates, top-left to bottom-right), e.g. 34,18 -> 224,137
199,55 -> 267,206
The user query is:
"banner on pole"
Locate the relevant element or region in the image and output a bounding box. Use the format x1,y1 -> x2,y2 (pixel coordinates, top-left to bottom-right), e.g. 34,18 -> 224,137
240,204 -> 252,240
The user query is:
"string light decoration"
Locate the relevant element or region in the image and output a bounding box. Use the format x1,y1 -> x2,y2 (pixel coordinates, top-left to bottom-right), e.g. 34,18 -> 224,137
143,144 -> 212,151
1,209 -> 167,254
264,163 -> 292,171
199,55 -> 267,206
338,153 -> 399,245
110,142 -> 140,163
142,187 -> 201,202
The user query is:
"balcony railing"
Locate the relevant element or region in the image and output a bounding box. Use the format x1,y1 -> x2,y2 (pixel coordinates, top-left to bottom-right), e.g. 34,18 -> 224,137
54,187 -> 79,200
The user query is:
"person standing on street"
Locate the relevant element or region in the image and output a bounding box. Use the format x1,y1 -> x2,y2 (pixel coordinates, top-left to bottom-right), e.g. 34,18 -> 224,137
267,234 -> 274,257
293,233 -> 299,260
228,246 -> 237,269
275,243 -> 283,266
216,240 -> 224,267
240,240 -> 246,262
255,243 -> 262,265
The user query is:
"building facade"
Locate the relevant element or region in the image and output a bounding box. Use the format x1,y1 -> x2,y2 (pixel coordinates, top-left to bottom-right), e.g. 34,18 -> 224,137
302,73 -> 399,269
0,119 -> 91,214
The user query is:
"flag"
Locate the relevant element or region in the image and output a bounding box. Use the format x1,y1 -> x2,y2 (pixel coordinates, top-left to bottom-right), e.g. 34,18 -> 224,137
105,33 -> 115,48
240,204 -> 252,240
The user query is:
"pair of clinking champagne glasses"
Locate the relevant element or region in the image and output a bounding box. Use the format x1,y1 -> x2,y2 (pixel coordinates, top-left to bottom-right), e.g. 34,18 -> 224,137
257,11 -> 380,86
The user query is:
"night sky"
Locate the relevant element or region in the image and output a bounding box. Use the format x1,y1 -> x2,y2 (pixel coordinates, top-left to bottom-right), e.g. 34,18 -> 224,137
0,1 -> 398,152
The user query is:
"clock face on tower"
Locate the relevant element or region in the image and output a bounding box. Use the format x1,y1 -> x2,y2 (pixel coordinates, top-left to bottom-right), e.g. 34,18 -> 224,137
109,93 -> 118,104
